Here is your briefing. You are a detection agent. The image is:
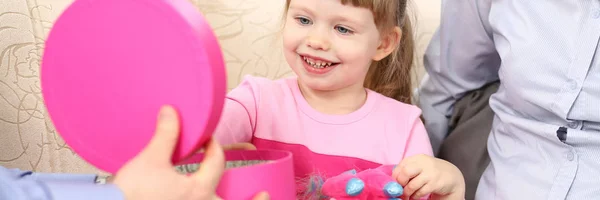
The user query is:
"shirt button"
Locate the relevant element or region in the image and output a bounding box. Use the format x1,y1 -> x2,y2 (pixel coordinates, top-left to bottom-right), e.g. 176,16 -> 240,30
567,80 -> 578,90
566,152 -> 575,161
593,10 -> 600,18
568,121 -> 579,129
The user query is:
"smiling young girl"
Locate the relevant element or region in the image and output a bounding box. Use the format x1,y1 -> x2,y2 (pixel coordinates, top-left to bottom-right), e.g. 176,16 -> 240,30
212,0 -> 465,199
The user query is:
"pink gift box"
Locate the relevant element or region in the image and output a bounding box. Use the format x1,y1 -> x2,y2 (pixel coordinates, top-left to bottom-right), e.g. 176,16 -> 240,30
177,150 -> 297,199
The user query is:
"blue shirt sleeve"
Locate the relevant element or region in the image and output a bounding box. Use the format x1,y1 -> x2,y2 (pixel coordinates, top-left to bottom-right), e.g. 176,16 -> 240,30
0,166 -> 124,200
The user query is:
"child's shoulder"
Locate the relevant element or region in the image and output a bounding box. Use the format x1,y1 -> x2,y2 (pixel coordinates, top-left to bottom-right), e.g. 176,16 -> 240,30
369,91 -> 422,119
237,75 -> 292,85
236,75 -> 295,89
231,75 -> 297,96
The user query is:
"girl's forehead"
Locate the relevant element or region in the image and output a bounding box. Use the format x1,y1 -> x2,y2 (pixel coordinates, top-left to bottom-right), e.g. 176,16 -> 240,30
289,0 -> 365,11
288,0 -> 375,22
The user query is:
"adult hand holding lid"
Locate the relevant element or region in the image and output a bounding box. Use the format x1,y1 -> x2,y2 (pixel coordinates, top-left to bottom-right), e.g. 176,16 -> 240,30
41,0 -> 225,173
42,0 -> 296,199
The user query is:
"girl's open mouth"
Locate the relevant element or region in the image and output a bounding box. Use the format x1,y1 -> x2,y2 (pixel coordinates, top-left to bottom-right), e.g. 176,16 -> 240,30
300,55 -> 340,75
301,56 -> 340,69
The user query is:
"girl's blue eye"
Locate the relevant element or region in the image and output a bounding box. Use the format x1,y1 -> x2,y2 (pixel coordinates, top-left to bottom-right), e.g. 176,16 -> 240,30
335,26 -> 352,34
296,17 -> 311,25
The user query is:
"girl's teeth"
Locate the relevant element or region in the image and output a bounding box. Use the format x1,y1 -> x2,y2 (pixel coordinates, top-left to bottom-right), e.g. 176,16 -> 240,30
303,56 -> 333,69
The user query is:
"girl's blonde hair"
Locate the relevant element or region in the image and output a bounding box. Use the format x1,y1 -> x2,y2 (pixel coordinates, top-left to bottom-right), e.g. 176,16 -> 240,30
283,0 -> 415,104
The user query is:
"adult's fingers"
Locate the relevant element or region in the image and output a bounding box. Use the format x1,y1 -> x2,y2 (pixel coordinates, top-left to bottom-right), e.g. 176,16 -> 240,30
139,106 -> 181,163
252,191 -> 270,200
223,143 -> 257,151
197,142 -> 256,153
191,138 -> 226,190
213,195 -> 223,200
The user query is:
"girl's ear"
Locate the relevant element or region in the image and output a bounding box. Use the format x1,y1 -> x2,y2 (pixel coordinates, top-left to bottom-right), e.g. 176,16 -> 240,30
372,27 -> 402,61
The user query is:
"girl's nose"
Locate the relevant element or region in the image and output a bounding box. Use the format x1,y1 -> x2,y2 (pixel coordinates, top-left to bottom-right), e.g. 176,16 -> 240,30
306,33 -> 331,51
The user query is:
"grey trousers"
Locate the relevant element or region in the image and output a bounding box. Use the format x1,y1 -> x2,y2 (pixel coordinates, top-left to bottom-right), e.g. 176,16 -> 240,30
438,81 -> 499,200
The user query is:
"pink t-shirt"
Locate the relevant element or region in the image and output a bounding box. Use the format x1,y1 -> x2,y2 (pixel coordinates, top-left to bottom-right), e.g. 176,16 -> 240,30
213,75 -> 433,193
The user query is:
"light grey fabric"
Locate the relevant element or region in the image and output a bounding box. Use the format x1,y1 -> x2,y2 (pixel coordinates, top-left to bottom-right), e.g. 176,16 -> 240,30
439,81 -> 498,200
419,0 -> 600,199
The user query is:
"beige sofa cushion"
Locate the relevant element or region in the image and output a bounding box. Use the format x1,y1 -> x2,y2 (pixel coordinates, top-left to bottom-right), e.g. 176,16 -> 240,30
0,0 -> 439,174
